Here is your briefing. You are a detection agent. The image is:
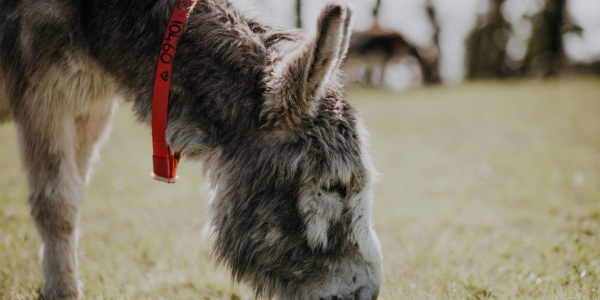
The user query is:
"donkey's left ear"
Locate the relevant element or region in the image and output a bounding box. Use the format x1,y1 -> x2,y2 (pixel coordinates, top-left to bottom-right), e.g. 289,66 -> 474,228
335,3 -> 354,69
302,4 -> 349,100
263,4 -> 352,126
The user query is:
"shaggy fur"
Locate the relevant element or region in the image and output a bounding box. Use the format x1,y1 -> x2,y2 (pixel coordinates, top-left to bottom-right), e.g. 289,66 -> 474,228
0,0 -> 382,299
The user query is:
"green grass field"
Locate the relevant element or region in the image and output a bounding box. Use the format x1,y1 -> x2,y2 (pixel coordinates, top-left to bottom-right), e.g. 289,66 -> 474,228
1,78 -> 600,299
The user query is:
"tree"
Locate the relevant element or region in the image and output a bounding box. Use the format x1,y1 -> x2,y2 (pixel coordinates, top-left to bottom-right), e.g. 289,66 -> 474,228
296,0 -> 302,28
423,0 -> 441,83
466,0 -> 512,78
373,0 -> 382,18
520,0 -> 567,76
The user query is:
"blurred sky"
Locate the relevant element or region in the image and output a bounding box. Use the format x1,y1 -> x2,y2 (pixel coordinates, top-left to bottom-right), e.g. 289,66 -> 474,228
232,0 -> 600,83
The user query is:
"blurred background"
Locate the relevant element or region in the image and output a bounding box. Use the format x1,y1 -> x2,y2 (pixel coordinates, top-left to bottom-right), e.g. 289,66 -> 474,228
234,0 -> 600,89
1,0 -> 600,299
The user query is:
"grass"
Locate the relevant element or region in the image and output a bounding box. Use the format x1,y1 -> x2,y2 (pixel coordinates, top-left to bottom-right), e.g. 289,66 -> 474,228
1,77 -> 600,299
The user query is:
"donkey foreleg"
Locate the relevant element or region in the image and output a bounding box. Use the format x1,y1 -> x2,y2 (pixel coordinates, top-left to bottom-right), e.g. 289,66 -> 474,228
17,110 -> 85,300
13,60 -> 116,299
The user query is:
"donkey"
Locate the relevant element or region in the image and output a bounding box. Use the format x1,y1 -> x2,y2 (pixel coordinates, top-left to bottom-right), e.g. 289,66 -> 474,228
0,0 -> 382,299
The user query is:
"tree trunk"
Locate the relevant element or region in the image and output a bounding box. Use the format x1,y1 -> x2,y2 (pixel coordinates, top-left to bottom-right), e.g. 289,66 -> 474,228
296,0 -> 302,28
423,0 -> 441,84
466,0 -> 511,78
521,0 -> 567,77
373,0 -> 382,18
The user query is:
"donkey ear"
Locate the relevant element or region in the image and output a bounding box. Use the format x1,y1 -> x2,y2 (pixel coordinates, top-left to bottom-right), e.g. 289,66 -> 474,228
303,4 -> 346,99
335,3 -> 354,69
262,4 -> 346,126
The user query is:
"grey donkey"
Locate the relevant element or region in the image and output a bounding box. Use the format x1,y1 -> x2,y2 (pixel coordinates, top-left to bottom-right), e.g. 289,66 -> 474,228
0,0 -> 382,299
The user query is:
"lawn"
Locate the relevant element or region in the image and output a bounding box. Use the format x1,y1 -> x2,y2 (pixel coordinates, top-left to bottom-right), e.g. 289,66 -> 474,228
1,77 -> 600,299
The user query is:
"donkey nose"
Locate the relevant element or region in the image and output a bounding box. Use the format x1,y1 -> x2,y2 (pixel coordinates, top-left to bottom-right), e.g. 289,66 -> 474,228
353,285 -> 379,300
319,285 -> 379,300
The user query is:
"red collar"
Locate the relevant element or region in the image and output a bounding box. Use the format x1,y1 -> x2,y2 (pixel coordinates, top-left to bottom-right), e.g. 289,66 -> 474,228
151,0 -> 195,183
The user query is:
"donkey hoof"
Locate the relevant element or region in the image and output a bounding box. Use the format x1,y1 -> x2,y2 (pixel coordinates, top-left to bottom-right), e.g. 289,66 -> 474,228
41,286 -> 79,300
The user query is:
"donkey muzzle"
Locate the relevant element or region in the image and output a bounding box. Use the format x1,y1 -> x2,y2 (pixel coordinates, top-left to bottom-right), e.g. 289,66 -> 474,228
320,285 -> 380,300
354,285 -> 380,300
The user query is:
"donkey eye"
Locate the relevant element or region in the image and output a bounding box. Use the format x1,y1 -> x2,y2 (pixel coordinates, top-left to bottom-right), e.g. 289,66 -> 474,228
322,183 -> 347,198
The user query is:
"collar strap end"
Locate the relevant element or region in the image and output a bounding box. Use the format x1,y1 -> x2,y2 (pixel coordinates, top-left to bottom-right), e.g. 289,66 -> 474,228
152,154 -> 181,184
151,173 -> 180,184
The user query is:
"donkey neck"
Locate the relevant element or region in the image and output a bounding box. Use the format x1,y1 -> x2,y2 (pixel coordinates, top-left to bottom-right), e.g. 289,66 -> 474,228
83,0 -> 267,134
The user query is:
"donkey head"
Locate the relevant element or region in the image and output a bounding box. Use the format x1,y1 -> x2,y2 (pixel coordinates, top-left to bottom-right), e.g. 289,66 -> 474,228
203,4 -> 382,299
